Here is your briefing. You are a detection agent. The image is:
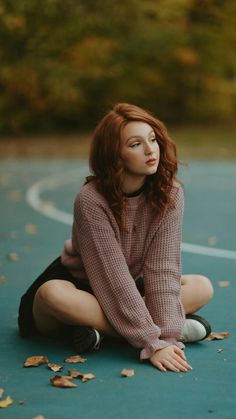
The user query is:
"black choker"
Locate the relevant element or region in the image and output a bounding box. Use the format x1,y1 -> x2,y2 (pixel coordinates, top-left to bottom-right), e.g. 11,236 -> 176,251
124,185 -> 145,198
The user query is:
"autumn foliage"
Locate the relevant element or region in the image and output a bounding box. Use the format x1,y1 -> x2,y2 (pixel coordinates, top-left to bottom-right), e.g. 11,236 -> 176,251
0,0 -> 236,134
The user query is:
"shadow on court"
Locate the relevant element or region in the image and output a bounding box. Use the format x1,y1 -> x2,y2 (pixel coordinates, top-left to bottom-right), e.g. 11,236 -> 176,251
1,159 -> 236,419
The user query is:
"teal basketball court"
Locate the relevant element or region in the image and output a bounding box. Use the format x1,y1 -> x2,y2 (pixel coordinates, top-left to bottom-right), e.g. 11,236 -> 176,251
1,159 -> 236,419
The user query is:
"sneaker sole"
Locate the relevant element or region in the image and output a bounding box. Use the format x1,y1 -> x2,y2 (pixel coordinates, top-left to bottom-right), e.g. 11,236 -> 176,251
186,314 -> 212,341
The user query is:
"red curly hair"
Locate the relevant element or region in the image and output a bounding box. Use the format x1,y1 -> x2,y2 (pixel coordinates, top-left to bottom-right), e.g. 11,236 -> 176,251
86,103 -> 178,227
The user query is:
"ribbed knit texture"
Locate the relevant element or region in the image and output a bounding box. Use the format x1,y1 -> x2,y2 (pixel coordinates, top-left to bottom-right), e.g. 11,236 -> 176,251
61,181 -> 185,359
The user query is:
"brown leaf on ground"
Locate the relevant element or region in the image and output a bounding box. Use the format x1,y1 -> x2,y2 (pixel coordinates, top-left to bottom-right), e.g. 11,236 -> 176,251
0,276 -> 5,284
68,369 -> 84,379
68,369 -> 95,382
50,375 -> 77,388
7,252 -> 19,262
24,355 -> 49,367
81,373 -> 96,382
205,332 -> 230,341
33,416 -> 46,419
121,368 -> 135,377
64,355 -> 87,363
0,388 -> 4,398
0,396 -> 13,408
218,281 -> 231,288
7,190 -> 22,202
48,363 -> 63,372
207,236 -> 218,246
39,201 -> 55,211
25,224 -> 38,235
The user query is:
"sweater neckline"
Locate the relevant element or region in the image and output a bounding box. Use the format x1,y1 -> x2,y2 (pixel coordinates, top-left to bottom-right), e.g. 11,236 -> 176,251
124,185 -> 145,198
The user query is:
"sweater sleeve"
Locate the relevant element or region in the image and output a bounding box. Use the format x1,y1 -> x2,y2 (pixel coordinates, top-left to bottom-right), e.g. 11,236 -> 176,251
142,185 -> 185,355
72,191 -> 181,360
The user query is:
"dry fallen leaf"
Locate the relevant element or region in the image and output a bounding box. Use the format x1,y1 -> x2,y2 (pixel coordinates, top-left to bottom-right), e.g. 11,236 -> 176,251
0,396 -> 13,408
48,363 -> 63,372
39,201 -> 55,211
218,281 -> 231,288
121,368 -> 135,377
7,190 -> 22,202
24,355 -> 49,367
50,375 -> 77,388
0,388 -> 4,398
68,369 -> 84,379
207,236 -> 218,246
0,276 -> 5,284
206,332 -> 230,341
81,373 -> 96,382
32,416 -> 46,419
7,253 -> 19,262
68,369 -> 96,382
64,355 -> 87,364
25,224 -> 38,235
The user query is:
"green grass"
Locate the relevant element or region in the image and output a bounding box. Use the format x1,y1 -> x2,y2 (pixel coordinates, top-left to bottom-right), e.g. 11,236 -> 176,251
171,125 -> 236,161
0,125 -> 235,160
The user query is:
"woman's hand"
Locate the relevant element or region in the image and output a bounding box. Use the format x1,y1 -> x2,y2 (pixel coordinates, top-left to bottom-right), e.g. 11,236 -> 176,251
150,345 -> 192,372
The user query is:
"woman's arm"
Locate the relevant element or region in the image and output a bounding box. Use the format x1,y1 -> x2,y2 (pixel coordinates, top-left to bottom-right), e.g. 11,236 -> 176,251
72,188 -> 183,360
143,185 -> 185,346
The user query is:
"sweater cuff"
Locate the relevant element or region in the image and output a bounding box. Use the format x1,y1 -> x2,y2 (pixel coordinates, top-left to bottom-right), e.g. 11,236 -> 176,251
140,340 -> 185,360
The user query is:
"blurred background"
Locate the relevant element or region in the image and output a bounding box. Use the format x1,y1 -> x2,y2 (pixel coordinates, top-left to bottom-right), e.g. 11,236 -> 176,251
0,0 -> 236,159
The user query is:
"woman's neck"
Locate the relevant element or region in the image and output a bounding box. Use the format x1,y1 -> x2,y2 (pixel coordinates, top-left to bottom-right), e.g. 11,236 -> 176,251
124,184 -> 145,197
121,174 -> 146,194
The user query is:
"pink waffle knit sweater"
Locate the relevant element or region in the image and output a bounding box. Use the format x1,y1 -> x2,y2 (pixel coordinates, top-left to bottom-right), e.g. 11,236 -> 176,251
61,181 -> 185,359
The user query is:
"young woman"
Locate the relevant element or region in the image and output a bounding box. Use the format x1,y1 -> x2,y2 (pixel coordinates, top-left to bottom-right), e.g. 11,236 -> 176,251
18,103 -> 213,373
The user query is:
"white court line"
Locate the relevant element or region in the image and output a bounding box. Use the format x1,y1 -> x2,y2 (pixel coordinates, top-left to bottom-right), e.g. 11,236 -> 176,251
26,170 -> 236,260
181,243 -> 236,260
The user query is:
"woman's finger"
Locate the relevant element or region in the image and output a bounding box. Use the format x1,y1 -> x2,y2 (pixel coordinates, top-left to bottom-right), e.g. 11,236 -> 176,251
155,362 -> 167,372
173,348 -> 192,370
162,360 -> 180,373
161,352 -> 191,372
174,356 -> 192,371
174,346 -> 186,359
179,349 -> 187,360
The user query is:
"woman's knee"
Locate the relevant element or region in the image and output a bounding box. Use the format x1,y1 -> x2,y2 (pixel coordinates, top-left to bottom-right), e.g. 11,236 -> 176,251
181,274 -> 214,313
196,275 -> 214,303
34,280 -> 73,312
182,274 -> 213,300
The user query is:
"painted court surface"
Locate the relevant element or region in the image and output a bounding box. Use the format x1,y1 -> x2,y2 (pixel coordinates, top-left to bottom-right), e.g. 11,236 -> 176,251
1,159 -> 236,419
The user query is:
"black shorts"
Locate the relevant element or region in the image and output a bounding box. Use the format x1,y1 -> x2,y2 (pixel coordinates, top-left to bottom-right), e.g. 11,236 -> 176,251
18,257 -> 92,337
18,257 -> 145,338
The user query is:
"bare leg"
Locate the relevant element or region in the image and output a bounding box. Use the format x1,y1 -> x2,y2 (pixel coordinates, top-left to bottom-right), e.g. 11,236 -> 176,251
33,280 -> 117,337
33,275 -> 213,338
180,274 -> 213,314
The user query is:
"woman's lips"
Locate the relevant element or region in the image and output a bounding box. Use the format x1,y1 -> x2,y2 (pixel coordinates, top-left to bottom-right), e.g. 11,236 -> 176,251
146,159 -> 157,165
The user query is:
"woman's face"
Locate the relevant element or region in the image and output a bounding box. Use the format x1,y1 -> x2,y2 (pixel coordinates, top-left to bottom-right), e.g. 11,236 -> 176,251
120,121 -> 160,192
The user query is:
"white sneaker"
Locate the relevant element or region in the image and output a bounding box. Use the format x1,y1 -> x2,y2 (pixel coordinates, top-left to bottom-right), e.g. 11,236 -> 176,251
181,314 -> 211,343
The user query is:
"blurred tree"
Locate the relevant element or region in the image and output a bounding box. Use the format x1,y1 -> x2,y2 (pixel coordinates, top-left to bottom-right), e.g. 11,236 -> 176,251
0,0 -> 235,133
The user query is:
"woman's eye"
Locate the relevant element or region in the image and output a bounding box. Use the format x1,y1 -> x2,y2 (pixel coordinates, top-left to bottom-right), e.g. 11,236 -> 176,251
130,143 -> 140,148
150,137 -> 157,142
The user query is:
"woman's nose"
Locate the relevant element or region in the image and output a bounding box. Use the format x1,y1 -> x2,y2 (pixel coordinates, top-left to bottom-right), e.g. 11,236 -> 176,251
144,143 -> 153,154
